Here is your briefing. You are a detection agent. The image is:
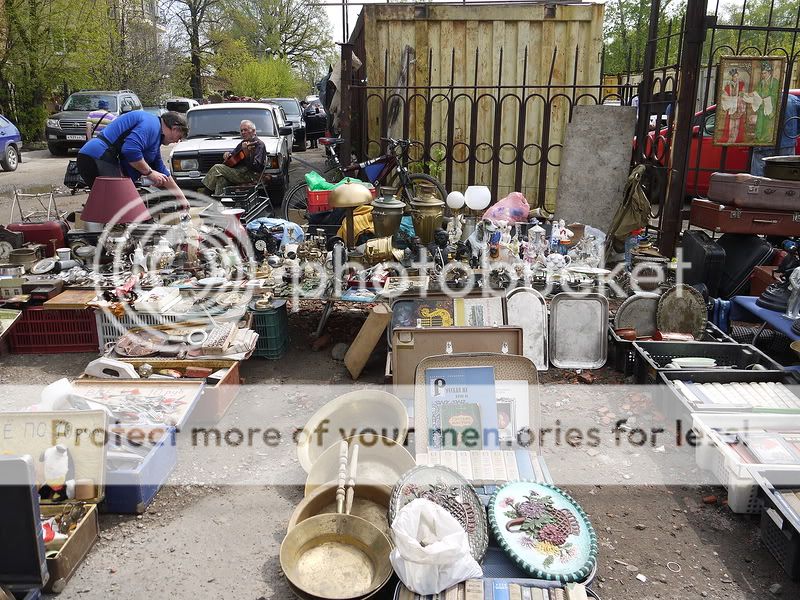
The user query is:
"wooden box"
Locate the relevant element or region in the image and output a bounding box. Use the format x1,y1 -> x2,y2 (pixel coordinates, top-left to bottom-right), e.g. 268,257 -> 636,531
750,265 -> 782,298
0,411 -> 107,594
80,359 -> 240,425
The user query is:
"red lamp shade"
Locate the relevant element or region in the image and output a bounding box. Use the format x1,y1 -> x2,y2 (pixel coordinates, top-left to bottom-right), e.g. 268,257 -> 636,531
81,177 -> 151,224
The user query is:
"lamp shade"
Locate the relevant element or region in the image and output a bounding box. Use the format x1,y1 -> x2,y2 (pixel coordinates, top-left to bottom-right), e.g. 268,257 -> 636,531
464,185 -> 491,210
81,177 -> 150,224
446,191 -> 465,210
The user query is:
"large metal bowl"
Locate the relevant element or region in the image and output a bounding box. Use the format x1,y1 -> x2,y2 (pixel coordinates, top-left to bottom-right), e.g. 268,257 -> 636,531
280,513 -> 393,600
288,479 -> 392,540
305,435 -> 415,496
296,390 -> 409,473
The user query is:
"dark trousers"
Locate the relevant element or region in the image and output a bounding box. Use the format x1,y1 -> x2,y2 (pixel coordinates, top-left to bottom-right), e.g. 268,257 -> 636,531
76,152 -> 122,189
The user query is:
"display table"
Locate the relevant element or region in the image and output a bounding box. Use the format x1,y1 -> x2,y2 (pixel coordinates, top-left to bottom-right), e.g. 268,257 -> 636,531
730,295 -> 800,341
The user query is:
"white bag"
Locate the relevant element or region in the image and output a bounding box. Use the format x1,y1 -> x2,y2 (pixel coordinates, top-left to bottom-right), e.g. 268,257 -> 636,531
390,498 -> 483,595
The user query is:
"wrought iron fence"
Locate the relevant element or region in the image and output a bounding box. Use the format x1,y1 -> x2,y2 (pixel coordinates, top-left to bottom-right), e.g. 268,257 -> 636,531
350,44 -> 641,211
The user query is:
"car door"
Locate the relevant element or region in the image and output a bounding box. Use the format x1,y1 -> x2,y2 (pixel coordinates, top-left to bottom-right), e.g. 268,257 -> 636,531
687,110 -> 749,197
0,116 -> 14,152
274,107 -> 293,155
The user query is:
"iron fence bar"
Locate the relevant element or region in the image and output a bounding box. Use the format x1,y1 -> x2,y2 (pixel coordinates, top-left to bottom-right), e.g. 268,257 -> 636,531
402,49 -> 412,143
445,49 -> 457,192
468,47 -> 480,185
660,0 -> 707,257
537,47 -> 558,209
634,0 -> 663,163
380,48 -> 389,156
713,24 -> 800,34
491,47 -> 504,199
513,46 -> 529,193
423,47 -> 434,172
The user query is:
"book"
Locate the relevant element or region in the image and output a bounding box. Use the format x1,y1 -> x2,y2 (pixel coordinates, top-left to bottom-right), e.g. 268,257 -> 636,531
440,403 -> 483,450
508,584 -> 522,600
495,380 -> 530,446
454,297 -> 504,327
493,581 -> 510,600
464,580 -> 483,600
425,366 -> 498,450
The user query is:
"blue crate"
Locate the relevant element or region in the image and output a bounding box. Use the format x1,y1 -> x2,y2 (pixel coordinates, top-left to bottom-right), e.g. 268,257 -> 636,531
102,427 -> 178,514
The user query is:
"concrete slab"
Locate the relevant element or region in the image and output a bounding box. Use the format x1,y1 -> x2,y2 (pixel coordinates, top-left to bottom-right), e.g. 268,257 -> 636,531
555,105 -> 637,233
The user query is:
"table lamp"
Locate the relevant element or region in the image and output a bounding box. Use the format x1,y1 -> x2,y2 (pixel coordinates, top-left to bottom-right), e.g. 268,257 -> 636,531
462,186 -> 491,241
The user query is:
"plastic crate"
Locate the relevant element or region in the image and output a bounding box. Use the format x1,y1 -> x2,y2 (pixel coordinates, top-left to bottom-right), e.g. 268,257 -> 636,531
692,413 -> 800,514
658,370 -> 800,424
251,299 -> 289,360
608,321 -> 734,376
633,341 -> 782,385
9,307 -> 98,354
95,310 -> 185,351
751,466 -> 800,579
307,190 -> 331,213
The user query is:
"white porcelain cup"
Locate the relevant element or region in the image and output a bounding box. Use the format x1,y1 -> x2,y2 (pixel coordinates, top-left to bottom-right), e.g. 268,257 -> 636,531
56,247 -> 72,261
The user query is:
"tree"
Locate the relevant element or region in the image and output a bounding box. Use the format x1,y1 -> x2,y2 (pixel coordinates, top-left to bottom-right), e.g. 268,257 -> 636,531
164,0 -> 222,98
224,57 -> 305,98
220,0 -> 335,82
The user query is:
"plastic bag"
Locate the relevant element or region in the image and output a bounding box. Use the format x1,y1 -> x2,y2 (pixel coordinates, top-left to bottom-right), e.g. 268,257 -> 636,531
482,191 -> 530,223
305,171 -> 336,191
390,499 -> 483,595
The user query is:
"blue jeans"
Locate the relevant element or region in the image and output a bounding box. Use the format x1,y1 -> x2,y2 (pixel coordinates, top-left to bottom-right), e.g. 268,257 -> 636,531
751,146 -> 794,176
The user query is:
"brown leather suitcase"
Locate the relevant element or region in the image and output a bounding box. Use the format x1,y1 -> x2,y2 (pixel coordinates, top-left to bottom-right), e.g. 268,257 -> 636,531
708,172 -> 800,211
690,198 -> 800,236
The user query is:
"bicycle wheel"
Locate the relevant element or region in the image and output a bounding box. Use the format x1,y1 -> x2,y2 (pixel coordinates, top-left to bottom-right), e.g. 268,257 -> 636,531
392,172 -> 447,203
282,182 -> 310,224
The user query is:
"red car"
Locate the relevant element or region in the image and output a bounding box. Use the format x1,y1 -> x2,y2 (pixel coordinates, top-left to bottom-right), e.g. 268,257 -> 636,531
645,89 -> 800,197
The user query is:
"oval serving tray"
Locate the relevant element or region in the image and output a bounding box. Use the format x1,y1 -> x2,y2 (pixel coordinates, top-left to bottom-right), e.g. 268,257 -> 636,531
506,287 -> 548,371
389,465 -> 488,561
656,284 -> 707,339
488,481 -> 597,583
613,292 -> 660,337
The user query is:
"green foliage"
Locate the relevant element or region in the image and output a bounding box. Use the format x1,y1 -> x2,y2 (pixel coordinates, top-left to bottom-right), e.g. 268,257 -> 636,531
224,58 -> 305,99
410,145 -> 446,178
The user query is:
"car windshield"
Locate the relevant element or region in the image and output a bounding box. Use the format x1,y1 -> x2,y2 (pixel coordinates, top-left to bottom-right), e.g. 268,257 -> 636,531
187,108 -> 277,138
143,107 -> 163,116
63,94 -> 118,112
270,99 -> 301,117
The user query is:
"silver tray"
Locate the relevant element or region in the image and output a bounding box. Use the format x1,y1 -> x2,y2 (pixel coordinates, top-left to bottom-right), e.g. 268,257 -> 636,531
656,284 -> 707,339
613,292 -> 660,336
506,287 -> 548,371
549,293 -> 608,369
389,465 -> 488,561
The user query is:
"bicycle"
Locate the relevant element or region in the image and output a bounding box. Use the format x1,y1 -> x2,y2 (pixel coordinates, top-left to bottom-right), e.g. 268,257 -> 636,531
281,136 -> 447,223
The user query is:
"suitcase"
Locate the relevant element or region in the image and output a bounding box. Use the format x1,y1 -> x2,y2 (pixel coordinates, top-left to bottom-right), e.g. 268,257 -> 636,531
680,230 -> 725,297
690,198 -> 800,236
6,221 -> 68,257
717,233 -> 774,298
709,172 -> 800,211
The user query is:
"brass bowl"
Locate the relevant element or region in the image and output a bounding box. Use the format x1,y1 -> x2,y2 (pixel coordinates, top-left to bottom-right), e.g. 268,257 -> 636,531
280,513 -> 393,600
296,390 -> 409,473
288,479 -> 393,540
305,435 -> 415,496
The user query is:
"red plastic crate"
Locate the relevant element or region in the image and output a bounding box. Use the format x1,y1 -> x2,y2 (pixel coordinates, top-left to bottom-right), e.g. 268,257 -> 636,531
9,307 -> 98,353
307,190 -> 331,213
307,186 -> 379,213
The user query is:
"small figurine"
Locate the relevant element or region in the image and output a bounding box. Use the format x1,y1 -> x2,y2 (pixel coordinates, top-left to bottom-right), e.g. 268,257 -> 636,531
39,444 -> 75,502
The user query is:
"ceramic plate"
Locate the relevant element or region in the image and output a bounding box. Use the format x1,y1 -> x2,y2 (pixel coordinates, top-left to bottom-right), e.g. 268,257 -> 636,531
656,284 -> 707,339
567,266 -> 611,275
389,465 -> 488,561
31,258 -> 57,275
197,276 -> 227,287
488,481 -> 597,583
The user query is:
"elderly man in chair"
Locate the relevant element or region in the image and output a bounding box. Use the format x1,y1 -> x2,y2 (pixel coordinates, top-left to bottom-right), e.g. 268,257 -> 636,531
199,120 -> 267,196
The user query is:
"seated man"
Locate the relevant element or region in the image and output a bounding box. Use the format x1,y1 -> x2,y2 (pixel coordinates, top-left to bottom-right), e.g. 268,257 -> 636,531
200,119 -> 267,196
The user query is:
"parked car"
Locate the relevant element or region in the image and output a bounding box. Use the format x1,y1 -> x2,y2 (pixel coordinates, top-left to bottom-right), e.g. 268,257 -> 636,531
646,89 -> 800,197
166,98 -> 199,113
169,102 -> 292,202
143,106 -> 166,117
264,98 -> 306,152
45,89 -> 142,156
0,114 -> 22,171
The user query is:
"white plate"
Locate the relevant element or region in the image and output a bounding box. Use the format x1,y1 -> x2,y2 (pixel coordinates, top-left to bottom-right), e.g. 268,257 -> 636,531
66,134 -> 85,141
567,266 -> 611,275
197,277 -> 227,287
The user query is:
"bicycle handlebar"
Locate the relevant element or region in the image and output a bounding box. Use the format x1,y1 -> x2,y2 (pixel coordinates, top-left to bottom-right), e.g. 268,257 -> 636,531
379,137 -> 416,148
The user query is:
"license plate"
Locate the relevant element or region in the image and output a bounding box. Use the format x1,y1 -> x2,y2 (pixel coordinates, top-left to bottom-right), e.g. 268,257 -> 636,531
66,135 -> 84,141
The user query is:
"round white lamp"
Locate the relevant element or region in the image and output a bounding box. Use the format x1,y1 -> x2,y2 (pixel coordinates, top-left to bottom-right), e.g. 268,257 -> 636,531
446,191 -> 466,210
464,185 -> 491,211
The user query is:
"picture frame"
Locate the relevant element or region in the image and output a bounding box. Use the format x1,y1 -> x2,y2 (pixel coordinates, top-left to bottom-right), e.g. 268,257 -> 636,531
713,55 -> 788,147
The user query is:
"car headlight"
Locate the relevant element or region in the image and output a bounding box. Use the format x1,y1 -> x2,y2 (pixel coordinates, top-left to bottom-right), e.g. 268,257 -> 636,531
173,158 -> 199,171
46,119 -> 60,129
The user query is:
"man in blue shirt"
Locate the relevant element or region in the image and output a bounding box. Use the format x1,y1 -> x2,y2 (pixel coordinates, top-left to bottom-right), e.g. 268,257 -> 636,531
77,110 -> 188,202
751,93 -> 800,176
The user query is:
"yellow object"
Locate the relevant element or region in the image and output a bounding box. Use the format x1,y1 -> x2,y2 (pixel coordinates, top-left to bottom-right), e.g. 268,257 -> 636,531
337,205 -> 374,242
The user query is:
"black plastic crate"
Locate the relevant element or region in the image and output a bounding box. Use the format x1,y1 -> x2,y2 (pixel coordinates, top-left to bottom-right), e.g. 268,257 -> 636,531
608,321 -> 734,376
633,341 -> 783,385
752,467 -> 800,580
657,370 -> 800,424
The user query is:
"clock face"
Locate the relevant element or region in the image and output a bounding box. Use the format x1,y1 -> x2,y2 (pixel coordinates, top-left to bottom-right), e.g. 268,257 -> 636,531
0,240 -> 12,261
255,239 -> 267,252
